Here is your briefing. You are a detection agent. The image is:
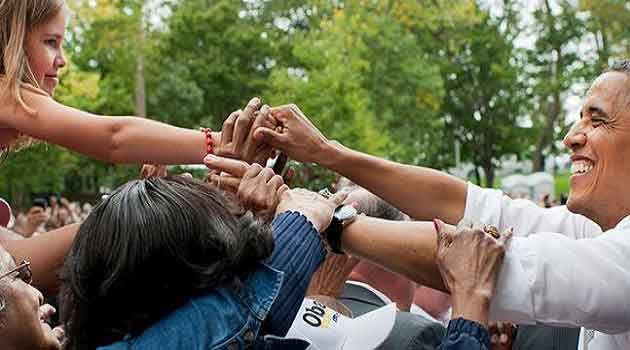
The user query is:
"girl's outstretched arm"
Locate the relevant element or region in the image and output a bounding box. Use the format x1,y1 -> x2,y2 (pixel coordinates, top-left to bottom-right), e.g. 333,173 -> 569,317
1,86 -> 226,165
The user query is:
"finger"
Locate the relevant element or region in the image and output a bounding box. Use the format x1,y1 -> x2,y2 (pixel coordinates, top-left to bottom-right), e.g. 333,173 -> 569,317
139,164 -> 155,179
242,163 -> 264,180
258,167 -> 275,183
435,219 -> 456,247
222,111 -> 240,144
252,104 -> 270,129
155,165 -> 168,178
234,98 -> 260,146
276,184 -> 289,198
253,126 -> 288,144
210,174 -> 241,192
267,174 -> 285,190
204,155 -> 249,178
269,105 -> 293,123
498,227 -> 514,245
330,190 -> 349,206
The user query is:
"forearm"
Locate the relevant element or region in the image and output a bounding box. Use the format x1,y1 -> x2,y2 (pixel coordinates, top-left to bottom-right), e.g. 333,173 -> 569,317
340,216 -> 447,291
265,211 -> 326,336
1,224 -> 78,294
318,141 -> 468,223
11,92 -> 219,165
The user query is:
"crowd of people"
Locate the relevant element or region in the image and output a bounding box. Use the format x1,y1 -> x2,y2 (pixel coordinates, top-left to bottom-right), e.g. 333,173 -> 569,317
1,1 -> 629,350
3,196 -> 91,238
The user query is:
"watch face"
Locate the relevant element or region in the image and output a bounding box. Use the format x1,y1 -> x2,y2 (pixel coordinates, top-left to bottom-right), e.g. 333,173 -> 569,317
335,205 -> 357,221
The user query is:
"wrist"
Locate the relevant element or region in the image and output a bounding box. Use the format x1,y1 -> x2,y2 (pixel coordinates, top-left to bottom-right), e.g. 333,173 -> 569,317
317,139 -> 345,168
451,290 -> 491,327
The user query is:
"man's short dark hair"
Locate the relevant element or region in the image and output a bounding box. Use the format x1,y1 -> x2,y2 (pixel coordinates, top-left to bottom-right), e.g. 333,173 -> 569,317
351,189 -> 407,222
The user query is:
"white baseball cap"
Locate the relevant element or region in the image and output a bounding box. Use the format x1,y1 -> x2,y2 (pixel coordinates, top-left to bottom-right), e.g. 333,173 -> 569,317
286,298 -> 397,350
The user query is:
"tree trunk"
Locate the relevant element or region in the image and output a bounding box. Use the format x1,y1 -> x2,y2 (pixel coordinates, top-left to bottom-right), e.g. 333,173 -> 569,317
533,0 -> 562,173
482,161 -> 495,188
135,5 -> 146,118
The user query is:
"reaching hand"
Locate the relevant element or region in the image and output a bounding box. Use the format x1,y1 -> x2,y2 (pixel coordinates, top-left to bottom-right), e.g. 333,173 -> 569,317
204,155 -> 288,220
139,164 -> 168,178
434,220 -> 512,327
253,104 -> 331,164
275,188 -> 347,233
214,97 -> 277,165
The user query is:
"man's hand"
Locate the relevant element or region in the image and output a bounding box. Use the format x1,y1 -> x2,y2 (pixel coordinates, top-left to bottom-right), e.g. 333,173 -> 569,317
204,155 -> 288,220
253,104 -> 331,164
214,97 -> 276,165
275,188 -> 347,233
307,253 -> 360,298
435,220 -> 512,327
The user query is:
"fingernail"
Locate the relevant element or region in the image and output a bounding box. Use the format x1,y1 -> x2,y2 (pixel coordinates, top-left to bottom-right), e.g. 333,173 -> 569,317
204,154 -> 217,162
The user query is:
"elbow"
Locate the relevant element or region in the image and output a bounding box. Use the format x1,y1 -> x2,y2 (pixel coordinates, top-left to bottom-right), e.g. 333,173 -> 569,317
102,118 -> 129,164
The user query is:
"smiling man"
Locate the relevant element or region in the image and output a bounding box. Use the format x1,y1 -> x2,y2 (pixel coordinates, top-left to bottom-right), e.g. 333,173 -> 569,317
243,60 -> 630,350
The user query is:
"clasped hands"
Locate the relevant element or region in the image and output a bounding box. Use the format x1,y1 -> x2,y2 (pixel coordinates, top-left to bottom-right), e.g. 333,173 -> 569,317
210,97 -> 331,168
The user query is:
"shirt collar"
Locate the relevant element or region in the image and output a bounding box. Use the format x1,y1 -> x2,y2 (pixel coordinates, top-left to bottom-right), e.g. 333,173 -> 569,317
234,263 -> 284,321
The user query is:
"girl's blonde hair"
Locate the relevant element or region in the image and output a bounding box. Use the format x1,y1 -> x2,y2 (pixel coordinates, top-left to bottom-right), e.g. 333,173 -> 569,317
0,0 -> 65,111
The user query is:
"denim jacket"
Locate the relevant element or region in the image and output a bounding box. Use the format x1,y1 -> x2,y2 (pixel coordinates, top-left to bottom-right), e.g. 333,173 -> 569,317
438,318 -> 491,350
99,211 -> 324,350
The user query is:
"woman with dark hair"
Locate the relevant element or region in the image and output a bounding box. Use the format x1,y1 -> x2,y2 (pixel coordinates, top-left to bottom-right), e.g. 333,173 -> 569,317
60,172 -> 343,350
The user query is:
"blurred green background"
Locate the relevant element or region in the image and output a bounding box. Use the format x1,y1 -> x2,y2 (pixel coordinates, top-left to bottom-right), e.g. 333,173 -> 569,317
2,0 -> 627,209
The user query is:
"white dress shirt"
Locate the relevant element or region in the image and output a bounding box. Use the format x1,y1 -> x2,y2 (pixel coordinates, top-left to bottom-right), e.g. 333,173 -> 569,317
463,183 -> 630,350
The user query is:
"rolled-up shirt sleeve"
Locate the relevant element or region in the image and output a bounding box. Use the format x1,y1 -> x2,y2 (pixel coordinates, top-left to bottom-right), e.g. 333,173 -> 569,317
463,183 -> 630,333
464,183 -> 601,239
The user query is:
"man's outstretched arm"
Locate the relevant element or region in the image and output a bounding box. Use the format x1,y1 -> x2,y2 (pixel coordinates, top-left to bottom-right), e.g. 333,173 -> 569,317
254,104 -> 468,223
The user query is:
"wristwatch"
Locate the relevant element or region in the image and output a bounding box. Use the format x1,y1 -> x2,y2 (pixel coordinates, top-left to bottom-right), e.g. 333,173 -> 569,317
325,204 -> 358,254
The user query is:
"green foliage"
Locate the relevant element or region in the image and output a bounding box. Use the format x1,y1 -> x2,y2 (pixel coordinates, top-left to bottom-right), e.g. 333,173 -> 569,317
4,0 -> 628,201
266,1 -> 444,169
438,3 -> 532,186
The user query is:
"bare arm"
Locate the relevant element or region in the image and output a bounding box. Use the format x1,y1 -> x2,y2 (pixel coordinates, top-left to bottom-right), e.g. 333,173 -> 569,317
1,87 -> 217,164
340,216 -> 448,291
0,224 -> 78,294
254,105 -> 468,223
321,142 -> 468,223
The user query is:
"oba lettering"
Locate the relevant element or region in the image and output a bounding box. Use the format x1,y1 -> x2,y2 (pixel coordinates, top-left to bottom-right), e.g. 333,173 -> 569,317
302,301 -> 328,327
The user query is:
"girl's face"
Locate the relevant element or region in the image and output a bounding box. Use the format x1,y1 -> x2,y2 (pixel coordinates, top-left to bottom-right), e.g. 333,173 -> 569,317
24,9 -> 67,96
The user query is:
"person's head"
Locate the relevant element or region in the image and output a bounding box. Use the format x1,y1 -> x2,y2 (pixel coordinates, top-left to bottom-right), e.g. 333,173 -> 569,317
60,176 -> 274,350
1,0 -> 67,97
56,206 -> 69,224
0,244 -> 61,350
0,0 -> 68,150
563,60 -> 630,230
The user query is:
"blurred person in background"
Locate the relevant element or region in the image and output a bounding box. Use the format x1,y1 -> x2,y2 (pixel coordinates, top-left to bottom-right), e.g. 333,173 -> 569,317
14,205 -> 48,238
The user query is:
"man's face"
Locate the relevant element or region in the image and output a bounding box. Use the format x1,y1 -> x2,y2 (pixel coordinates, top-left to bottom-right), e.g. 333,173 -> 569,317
563,71 -> 630,230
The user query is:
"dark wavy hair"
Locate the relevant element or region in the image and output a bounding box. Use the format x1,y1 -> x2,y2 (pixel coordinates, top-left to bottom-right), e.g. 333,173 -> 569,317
59,176 -> 274,350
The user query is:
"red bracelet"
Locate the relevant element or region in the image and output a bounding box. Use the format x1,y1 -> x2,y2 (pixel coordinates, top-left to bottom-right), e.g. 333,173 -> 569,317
200,127 -> 213,155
